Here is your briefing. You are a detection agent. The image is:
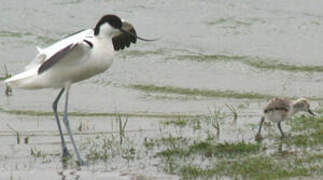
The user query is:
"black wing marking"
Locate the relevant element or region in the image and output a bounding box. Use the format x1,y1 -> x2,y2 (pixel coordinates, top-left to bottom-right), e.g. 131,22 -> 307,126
83,39 -> 93,48
112,22 -> 137,51
38,43 -> 77,74
264,98 -> 290,113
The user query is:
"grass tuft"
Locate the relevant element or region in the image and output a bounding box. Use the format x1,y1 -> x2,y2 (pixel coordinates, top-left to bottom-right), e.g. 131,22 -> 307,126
3,64 -> 12,96
156,140 -> 261,158
161,116 -> 187,127
178,155 -> 320,180
289,115 -> 323,147
226,104 -> 238,121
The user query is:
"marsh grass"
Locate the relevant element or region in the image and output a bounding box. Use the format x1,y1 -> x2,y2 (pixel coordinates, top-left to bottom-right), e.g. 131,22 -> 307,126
16,107 -> 321,179
30,147 -> 45,158
178,155 -> 320,180
84,134 -> 137,164
84,114 -> 135,163
115,113 -> 128,145
85,136 -> 111,161
130,84 -> 275,99
77,120 -> 89,132
152,111 -> 323,179
174,53 -> 323,73
2,64 -> 12,96
156,140 -> 261,159
161,116 -> 187,127
226,104 -> 238,121
160,110 -> 227,136
7,124 -> 21,144
291,115 -> 322,132
289,115 -> 323,147
154,109 -> 263,178
130,84 -> 323,101
24,136 -> 29,144
0,30 -> 32,38
205,109 -> 226,136
0,107 -> 202,119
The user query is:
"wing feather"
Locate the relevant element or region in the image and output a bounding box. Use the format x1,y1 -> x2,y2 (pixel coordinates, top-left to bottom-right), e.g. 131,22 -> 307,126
23,29 -> 94,74
38,43 -> 78,74
264,98 -> 291,113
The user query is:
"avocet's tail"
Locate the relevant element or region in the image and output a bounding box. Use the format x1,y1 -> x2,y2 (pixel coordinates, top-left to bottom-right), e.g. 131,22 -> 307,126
4,67 -> 38,89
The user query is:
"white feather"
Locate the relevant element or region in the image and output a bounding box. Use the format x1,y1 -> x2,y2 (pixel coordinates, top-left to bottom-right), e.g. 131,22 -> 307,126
5,28 -> 115,89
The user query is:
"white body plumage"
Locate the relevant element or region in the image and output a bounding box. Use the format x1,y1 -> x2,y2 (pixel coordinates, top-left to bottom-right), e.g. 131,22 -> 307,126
5,28 -> 114,89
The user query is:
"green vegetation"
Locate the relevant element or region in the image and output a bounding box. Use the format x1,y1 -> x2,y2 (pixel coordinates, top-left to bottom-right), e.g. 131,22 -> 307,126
5,105 -> 321,179
85,135 -> 113,161
226,104 -> 238,121
145,135 -> 190,150
121,48 -> 323,73
30,147 -> 45,158
161,116 -> 188,127
129,84 -> 275,99
36,36 -> 56,45
115,113 -> 128,145
2,64 -> 12,96
0,30 -> 56,45
0,31 -> 32,38
153,113 -> 323,179
129,84 -> 323,101
289,115 -> 323,147
178,154 -> 322,180
0,107 -> 201,119
157,140 -> 261,159
291,115 -> 323,132
84,114 -> 134,163
84,135 -> 136,163
122,48 -> 167,57
7,124 -> 21,144
24,136 -> 29,144
175,53 -> 323,73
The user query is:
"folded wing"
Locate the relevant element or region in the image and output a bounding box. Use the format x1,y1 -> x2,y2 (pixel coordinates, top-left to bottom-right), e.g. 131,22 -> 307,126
264,98 -> 291,113
25,29 -> 94,74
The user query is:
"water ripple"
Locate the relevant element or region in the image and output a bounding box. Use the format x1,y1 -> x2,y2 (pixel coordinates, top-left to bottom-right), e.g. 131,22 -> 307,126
171,53 -> 323,73
120,48 -> 323,73
0,30 -> 57,45
128,84 -> 323,101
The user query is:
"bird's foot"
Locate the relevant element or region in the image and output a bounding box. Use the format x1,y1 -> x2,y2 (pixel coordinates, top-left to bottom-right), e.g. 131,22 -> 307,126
76,159 -> 87,166
62,147 -> 71,158
255,133 -> 263,141
280,133 -> 288,139
62,148 -> 72,164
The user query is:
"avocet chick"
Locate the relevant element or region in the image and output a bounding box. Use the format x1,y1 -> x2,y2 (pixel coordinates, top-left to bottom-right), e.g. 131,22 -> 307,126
255,97 -> 315,139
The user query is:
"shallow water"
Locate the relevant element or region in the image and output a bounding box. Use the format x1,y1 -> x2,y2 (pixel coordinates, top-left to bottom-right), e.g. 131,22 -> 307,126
1,0 -> 323,179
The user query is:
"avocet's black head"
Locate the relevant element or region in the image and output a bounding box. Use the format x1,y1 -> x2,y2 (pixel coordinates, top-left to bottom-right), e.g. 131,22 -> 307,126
94,14 -> 158,42
94,14 -> 122,36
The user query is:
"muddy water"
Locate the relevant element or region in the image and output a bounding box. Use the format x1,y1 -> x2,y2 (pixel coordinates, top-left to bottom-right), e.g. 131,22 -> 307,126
1,0 -> 323,179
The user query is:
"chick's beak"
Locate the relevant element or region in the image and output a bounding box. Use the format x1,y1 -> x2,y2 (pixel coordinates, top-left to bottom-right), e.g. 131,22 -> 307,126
308,109 -> 316,116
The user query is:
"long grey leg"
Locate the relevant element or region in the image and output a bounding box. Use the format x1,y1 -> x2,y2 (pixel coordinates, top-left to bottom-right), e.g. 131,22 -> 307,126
255,116 -> 265,141
62,87 -> 86,166
52,88 -> 70,158
257,116 -> 265,135
277,121 -> 285,137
